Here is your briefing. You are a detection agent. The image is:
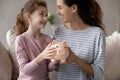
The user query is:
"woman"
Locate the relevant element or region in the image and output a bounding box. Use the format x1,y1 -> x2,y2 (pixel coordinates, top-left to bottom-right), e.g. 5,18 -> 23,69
54,0 -> 106,80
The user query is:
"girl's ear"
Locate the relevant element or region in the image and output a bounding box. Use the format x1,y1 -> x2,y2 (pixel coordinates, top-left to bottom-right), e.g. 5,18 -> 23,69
71,4 -> 77,13
24,13 -> 31,21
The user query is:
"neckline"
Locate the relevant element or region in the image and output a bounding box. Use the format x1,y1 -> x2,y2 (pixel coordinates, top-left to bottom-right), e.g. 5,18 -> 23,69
62,24 -> 93,32
24,32 -> 44,41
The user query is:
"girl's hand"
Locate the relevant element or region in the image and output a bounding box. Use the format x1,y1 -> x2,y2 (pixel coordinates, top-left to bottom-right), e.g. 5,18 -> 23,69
41,43 -> 56,59
35,43 -> 56,64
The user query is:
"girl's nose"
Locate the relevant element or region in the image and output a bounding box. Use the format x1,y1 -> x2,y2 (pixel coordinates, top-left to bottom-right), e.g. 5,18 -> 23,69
44,16 -> 48,20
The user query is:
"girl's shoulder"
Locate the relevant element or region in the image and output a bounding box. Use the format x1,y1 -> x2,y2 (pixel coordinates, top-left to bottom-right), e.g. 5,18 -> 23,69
15,32 -> 35,44
15,33 -> 25,41
42,34 -> 52,39
16,33 -> 28,40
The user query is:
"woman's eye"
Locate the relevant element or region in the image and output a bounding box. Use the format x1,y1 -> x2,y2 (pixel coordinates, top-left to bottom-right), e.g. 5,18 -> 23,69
57,6 -> 62,9
59,7 -> 62,9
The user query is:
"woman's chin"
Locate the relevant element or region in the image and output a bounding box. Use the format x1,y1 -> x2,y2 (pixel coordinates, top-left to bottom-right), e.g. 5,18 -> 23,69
62,21 -> 68,24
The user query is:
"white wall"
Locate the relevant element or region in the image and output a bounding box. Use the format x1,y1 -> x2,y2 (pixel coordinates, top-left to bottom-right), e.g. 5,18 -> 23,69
98,0 -> 120,35
0,0 -> 27,48
0,0 -> 120,48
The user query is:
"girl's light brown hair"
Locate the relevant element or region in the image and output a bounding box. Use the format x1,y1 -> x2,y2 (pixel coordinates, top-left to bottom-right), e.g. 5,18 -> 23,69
14,0 -> 47,35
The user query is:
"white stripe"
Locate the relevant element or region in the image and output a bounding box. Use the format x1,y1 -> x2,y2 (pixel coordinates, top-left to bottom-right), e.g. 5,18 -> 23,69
54,25 -> 105,80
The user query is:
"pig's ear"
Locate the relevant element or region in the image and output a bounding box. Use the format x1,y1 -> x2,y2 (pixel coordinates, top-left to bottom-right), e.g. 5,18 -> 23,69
52,40 -> 59,45
63,40 -> 68,46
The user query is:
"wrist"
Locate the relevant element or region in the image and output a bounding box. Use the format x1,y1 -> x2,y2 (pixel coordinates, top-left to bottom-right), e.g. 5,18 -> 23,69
35,54 -> 44,65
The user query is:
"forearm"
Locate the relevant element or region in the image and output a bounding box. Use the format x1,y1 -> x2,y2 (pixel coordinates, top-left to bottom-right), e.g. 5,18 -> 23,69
19,59 -> 39,74
35,54 -> 44,65
74,55 -> 94,76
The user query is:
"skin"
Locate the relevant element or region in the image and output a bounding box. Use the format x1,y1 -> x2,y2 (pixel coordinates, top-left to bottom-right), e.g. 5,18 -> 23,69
56,0 -> 94,76
25,6 -> 48,39
24,6 -> 56,64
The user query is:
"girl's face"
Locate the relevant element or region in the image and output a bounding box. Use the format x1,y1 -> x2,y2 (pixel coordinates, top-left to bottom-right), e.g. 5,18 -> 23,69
29,6 -> 48,29
56,0 -> 74,23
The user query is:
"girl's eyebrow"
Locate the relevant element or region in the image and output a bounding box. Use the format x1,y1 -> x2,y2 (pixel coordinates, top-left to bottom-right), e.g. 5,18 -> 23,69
38,11 -> 48,14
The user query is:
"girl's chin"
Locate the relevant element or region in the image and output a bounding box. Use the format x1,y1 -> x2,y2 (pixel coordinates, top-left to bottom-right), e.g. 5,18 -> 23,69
40,26 -> 45,29
39,24 -> 46,28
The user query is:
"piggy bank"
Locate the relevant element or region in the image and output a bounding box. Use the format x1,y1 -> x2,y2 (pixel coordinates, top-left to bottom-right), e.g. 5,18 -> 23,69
51,40 -> 69,63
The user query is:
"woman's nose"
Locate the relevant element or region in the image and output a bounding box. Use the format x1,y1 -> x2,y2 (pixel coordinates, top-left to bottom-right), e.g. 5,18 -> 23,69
56,9 -> 60,15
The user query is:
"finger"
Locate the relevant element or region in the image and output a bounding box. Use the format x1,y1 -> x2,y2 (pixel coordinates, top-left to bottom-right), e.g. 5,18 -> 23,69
49,46 -> 56,50
49,49 -> 56,53
46,54 -> 54,59
47,43 -> 52,47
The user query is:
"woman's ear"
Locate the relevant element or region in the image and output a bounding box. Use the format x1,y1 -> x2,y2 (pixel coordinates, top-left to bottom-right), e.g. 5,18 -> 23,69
71,4 -> 77,13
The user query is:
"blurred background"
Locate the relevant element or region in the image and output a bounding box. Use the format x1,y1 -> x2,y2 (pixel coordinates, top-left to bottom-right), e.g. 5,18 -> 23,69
0,0 -> 120,48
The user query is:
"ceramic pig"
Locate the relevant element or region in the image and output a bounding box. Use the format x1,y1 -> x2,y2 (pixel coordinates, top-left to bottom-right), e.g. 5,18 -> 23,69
51,40 -> 69,63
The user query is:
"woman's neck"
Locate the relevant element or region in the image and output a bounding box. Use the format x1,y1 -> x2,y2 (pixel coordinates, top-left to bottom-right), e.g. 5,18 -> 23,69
65,15 -> 90,30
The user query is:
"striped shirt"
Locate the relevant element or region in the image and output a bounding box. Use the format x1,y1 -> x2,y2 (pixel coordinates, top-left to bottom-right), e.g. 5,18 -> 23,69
53,25 -> 105,80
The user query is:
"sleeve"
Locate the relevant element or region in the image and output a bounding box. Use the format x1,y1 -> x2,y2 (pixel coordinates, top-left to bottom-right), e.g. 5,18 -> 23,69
47,60 -> 59,72
53,26 -> 59,40
44,35 -> 59,71
91,31 -> 106,80
15,36 -> 39,74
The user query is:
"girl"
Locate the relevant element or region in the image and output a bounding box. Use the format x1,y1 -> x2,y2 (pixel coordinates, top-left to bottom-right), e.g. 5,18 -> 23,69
55,0 -> 106,80
14,0 -> 57,80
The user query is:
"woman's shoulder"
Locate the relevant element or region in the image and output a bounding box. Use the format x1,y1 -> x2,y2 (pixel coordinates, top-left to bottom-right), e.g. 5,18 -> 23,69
90,27 -> 105,34
90,27 -> 105,40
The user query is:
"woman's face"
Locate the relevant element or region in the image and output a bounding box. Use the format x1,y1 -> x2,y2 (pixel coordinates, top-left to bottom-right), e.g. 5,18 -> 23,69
29,6 -> 48,29
56,0 -> 73,23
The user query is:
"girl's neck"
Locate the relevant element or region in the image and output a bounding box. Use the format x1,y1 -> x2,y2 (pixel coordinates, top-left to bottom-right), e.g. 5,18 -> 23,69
26,26 -> 42,39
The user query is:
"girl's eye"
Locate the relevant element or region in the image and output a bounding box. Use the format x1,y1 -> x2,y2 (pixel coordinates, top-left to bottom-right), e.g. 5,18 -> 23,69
56,46 -> 58,48
39,13 -> 48,17
39,13 -> 44,16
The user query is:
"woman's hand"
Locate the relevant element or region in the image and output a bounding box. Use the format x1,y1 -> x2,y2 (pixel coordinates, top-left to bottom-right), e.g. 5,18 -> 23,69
66,48 -> 94,76
66,47 -> 77,64
59,47 -> 77,64
35,43 -> 56,64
